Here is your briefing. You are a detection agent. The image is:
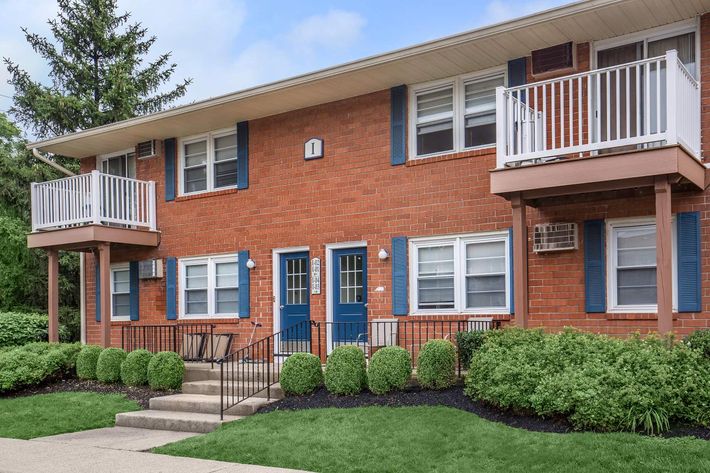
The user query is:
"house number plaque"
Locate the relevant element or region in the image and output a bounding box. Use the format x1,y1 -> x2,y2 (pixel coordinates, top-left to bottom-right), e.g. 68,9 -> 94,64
311,257 -> 321,294
304,138 -> 324,160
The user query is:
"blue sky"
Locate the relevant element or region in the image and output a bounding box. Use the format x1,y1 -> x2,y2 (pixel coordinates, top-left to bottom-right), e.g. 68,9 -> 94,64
0,0 -> 570,127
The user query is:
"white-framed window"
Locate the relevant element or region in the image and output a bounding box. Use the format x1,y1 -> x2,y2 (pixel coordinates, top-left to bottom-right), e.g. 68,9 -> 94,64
97,149 -> 136,178
409,69 -> 506,159
110,263 -> 131,320
607,217 -> 677,313
409,231 -> 510,315
179,254 -> 239,318
178,128 -> 237,195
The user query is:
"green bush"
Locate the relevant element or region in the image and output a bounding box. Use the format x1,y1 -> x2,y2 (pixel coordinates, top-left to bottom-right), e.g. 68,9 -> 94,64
96,348 -> 127,383
76,345 -> 103,380
0,312 -> 68,348
685,329 -> 710,358
147,352 -> 184,390
325,345 -> 367,395
416,339 -> 456,390
0,349 -> 47,391
367,346 -> 411,395
121,350 -> 153,386
465,328 -> 710,434
280,353 -> 323,395
456,331 -> 487,370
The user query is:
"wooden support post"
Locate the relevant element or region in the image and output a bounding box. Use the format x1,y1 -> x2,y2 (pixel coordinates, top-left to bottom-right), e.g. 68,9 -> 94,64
47,249 -> 59,343
511,194 -> 529,328
99,243 -> 112,347
655,176 -> 673,334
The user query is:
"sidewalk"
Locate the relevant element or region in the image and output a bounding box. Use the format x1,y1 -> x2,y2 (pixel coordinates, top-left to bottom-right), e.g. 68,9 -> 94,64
0,437 -> 313,473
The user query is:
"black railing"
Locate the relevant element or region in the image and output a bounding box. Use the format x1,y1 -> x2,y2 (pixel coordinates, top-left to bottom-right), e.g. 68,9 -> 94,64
217,318 -> 500,419
121,323 -> 217,366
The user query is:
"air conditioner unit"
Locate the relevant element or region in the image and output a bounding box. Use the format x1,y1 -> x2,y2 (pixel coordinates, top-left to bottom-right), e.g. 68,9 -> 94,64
533,223 -> 578,253
136,140 -> 157,159
139,259 -> 163,279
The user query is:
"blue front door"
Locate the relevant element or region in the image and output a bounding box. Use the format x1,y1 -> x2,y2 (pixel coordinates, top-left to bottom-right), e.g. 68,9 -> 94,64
280,252 -> 310,341
332,247 -> 367,343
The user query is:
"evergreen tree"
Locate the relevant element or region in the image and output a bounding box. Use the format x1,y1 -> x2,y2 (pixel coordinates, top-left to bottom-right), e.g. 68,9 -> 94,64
4,0 -> 191,139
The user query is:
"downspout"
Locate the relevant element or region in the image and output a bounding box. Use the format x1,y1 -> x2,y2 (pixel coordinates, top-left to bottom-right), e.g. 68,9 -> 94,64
31,148 -> 75,177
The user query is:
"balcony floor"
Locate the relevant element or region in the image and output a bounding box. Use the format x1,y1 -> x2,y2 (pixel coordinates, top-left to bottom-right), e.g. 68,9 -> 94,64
27,224 -> 160,251
489,145 -> 708,203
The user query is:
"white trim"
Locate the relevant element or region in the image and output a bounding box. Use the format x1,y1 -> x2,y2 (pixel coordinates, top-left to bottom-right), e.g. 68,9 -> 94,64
409,231 -> 510,316
178,253 -> 240,319
96,148 -> 136,179
272,246 -> 310,338
325,241 -> 368,355
605,217 -> 678,313
109,263 -> 130,321
177,127 -> 238,197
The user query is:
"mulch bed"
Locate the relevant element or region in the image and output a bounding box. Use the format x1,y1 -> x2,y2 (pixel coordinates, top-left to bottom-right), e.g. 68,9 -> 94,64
3,377 -> 179,409
259,385 -> 710,440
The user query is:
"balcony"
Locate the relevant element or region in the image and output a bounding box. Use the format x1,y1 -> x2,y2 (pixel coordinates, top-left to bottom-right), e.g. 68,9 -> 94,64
490,50 -> 706,201
28,170 -> 159,250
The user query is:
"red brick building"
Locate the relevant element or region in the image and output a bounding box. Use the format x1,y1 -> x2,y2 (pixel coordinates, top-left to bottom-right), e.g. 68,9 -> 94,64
28,0 -> 710,352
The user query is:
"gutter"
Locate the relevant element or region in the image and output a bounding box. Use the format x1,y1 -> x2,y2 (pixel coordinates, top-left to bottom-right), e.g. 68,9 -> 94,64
31,148 -> 75,177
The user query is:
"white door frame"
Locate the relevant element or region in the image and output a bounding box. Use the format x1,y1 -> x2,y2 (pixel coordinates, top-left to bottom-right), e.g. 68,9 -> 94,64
272,246 -> 309,338
325,241 -> 368,355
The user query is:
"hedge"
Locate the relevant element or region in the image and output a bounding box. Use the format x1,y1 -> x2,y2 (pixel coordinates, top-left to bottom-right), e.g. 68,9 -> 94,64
148,352 -> 184,390
325,345 -> 367,395
76,345 -> 103,380
96,348 -> 127,383
121,349 -> 153,386
280,353 -> 323,395
416,339 -> 457,390
685,329 -> 710,359
465,328 -> 710,434
0,342 -> 81,393
367,346 -> 411,394
456,331 -> 487,370
0,312 -> 70,348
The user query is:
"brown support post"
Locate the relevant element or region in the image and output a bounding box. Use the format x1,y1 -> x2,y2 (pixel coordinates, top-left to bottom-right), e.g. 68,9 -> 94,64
99,243 -> 112,347
511,193 -> 529,328
655,176 -> 673,334
47,249 -> 59,343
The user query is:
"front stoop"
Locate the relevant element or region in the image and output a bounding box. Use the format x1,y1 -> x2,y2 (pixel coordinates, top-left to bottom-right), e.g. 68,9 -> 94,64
114,363 -> 284,433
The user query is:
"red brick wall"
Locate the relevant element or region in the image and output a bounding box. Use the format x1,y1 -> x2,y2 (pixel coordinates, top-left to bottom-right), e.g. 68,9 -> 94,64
82,17 -> 710,348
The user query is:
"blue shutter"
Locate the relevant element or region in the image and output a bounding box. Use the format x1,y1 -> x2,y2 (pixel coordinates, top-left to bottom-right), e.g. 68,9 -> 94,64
129,261 -> 140,321
584,220 -> 606,313
390,85 -> 407,166
237,121 -> 249,189
507,57 -> 527,102
392,237 -> 408,316
95,259 -> 101,322
164,138 -> 176,201
166,257 -> 177,320
238,250 -> 250,317
677,211 -> 701,312
509,227 -> 514,314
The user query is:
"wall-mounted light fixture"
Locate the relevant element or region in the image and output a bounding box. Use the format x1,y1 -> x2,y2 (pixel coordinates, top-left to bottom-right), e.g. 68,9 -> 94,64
246,258 -> 256,269
378,248 -> 389,261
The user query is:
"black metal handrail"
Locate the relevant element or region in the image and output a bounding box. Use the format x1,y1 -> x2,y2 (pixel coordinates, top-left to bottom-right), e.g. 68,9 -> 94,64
120,323 -> 217,366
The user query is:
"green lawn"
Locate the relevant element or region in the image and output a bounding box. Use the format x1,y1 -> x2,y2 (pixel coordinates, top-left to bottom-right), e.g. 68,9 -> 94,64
0,392 -> 140,439
155,406 -> 710,473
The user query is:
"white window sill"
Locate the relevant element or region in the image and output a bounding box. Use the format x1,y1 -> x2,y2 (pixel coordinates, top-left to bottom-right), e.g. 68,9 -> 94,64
178,185 -> 238,198
409,309 -> 510,316
409,144 -> 496,161
110,316 -> 131,322
178,314 -> 240,320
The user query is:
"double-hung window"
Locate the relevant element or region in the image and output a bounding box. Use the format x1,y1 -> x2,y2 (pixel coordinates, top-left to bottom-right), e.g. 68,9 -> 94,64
110,264 -> 130,320
180,254 -> 239,318
410,71 -> 505,158
410,232 -> 510,314
180,129 -> 238,195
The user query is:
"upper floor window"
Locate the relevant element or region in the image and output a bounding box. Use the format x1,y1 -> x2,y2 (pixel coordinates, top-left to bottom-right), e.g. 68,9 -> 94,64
98,149 -> 136,179
179,129 -> 237,195
410,70 -> 505,159
180,254 -> 239,318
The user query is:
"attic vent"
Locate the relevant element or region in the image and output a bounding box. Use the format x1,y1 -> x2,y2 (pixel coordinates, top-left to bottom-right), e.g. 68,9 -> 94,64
136,140 -> 157,159
533,223 -> 578,253
139,259 -> 163,279
531,42 -> 575,76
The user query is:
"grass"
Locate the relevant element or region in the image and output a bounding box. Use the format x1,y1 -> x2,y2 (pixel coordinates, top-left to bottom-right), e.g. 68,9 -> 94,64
0,392 -> 140,439
155,406 -> 710,473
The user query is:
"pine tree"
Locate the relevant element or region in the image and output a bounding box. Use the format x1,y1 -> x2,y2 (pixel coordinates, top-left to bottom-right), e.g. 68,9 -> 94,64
4,0 -> 191,139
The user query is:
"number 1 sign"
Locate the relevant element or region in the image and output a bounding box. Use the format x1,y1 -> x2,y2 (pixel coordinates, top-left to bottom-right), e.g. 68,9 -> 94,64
304,138 -> 324,160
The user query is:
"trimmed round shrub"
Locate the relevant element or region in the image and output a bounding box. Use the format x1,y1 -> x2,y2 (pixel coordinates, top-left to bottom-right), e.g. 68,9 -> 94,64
325,345 -> 367,395
96,347 -> 127,383
685,329 -> 710,358
147,351 -> 184,390
416,339 -> 456,390
121,349 -> 154,386
76,345 -> 103,380
367,346 -> 411,394
280,353 -> 323,395
0,349 -> 48,392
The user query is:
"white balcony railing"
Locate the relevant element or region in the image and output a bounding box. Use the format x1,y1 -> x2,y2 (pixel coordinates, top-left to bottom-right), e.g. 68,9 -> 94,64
31,170 -> 156,232
496,50 -> 701,168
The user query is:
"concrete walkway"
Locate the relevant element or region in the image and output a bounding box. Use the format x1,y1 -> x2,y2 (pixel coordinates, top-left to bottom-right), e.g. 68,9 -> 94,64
0,437 -> 313,473
33,426 -> 200,451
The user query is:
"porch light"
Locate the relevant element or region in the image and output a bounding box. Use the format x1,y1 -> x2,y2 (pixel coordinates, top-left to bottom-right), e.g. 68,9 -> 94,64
378,249 -> 389,260
246,258 -> 256,269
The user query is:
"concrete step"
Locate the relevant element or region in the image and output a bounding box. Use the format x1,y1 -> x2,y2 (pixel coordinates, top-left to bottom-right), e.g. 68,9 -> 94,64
149,393 -> 272,416
184,363 -> 277,382
115,410 -> 241,433
182,380 -> 285,399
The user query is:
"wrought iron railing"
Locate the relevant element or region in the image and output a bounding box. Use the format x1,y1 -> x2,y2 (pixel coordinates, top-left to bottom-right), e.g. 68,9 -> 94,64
121,323 -> 217,365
